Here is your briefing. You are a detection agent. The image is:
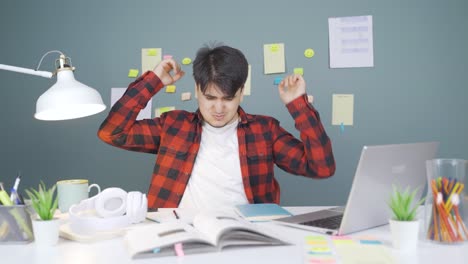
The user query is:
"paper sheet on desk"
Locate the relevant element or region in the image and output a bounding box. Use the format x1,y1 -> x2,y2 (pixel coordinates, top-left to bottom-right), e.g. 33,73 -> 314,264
146,208 -> 238,224
146,208 -> 198,224
59,223 -> 125,243
335,244 -> 395,264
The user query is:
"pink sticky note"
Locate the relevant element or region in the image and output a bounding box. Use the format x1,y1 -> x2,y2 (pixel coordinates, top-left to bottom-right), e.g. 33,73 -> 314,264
163,55 -> 173,60
181,92 -> 191,101
174,243 -> 184,257
330,235 -> 352,240
308,258 -> 336,264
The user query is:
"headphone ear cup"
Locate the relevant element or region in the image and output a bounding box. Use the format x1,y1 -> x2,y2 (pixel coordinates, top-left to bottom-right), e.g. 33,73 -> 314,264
126,191 -> 147,224
95,187 -> 127,218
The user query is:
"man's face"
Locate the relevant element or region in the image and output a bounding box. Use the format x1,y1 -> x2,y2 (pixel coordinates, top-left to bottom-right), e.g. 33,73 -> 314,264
196,83 -> 243,128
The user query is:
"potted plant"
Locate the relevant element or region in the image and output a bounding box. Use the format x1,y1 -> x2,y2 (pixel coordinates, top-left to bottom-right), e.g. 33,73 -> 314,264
388,184 -> 425,251
25,181 -> 60,246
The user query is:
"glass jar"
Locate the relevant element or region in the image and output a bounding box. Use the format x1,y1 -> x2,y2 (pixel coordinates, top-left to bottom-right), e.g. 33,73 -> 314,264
424,159 -> 468,244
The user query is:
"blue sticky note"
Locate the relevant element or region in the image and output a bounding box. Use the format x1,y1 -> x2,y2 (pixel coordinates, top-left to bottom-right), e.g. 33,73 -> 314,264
340,122 -> 344,133
360,239 -> 383,245
307,251 -> 333,255
274,77 -> 283,85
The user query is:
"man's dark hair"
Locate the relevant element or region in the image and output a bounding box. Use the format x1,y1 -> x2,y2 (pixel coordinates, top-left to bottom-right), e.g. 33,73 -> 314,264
193,44 -> 248,98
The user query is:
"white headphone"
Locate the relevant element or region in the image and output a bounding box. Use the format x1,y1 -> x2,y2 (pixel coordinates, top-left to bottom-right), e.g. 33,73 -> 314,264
69,187 -> 147,234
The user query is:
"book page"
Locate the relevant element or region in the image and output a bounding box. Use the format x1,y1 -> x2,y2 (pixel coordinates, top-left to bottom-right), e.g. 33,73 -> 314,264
125,222 -> 213,258
193,211 -> 277,246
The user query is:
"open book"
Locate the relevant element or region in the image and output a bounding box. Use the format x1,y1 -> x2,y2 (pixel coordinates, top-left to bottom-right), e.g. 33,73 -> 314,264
125,211 -> 290,259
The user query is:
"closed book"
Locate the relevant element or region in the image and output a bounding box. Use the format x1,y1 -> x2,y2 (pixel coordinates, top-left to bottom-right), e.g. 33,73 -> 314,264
235,203 -> 292,222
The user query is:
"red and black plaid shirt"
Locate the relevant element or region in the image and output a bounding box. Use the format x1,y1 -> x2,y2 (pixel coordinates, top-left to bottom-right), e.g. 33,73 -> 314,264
98,71 -> 335,208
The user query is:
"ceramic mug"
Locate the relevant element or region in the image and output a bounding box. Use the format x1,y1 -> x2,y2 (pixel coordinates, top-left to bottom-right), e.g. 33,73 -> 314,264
56,179 -> 101,213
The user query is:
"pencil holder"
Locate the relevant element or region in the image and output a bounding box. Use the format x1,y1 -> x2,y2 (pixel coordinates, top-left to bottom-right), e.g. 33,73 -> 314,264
0,204 -> 34,243
424,159 -> 468,244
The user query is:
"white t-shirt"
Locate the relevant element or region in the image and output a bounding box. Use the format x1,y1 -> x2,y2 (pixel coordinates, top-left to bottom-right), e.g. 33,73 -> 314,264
179,119 -> 248,210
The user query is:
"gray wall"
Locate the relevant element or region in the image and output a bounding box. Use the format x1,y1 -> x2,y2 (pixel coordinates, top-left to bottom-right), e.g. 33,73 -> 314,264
1,0 -> 467,206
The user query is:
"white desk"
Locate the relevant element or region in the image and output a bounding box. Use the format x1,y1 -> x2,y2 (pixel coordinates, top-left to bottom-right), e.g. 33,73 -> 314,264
1,207 -> 466,264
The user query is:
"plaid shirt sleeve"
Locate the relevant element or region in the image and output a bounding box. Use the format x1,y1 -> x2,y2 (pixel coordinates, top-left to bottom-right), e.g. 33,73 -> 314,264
274,94 -> 335,178
97,71 -> 164,153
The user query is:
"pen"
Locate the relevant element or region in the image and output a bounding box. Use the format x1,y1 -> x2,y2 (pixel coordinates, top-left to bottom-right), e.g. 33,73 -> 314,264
10,171 -> 22,203
0,190 -> 12,206
173,210 -> 180,219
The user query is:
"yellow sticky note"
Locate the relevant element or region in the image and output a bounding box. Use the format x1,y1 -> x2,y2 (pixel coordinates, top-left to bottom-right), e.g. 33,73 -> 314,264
304,48 -> 315,58
166,85 -> 176,93
335,244 -> 395,264
332,94 -> 354,126
182,57 -> 192,65
306,240 -> 328,245
155,106 -> 175,118
310,247 -> 332,253
181,92 -> 191,101
263,43 -> 285,74
294,68 -> 304,75
128,69 -> 139,78
332,239 -> 354,245
147,49 -> 158,56
142,48 -> 162,73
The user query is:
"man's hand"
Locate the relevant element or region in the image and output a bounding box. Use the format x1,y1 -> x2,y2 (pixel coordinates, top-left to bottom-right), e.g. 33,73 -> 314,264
153,59 -> 185,86
278,74 -> 306,105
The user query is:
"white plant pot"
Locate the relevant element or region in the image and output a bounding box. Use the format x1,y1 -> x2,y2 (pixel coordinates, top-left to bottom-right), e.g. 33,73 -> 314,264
389,219 -> 420,251
32,218 -> 60,246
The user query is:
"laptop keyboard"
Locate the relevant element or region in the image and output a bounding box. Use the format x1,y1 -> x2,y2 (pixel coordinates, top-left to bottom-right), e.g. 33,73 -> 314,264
301,214 -> 343,230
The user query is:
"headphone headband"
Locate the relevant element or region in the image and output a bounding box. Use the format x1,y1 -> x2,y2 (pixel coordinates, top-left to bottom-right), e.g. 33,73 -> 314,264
69,188 -> 147,234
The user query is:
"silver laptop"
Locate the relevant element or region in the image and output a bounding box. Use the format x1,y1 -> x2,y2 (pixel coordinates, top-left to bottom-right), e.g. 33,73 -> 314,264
274,142 -> 439,235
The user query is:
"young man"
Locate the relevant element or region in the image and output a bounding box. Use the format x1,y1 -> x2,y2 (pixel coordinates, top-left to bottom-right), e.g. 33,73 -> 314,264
98,45 -> 335,209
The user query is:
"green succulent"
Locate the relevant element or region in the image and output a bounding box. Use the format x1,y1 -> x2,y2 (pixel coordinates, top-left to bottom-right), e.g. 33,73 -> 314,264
388,184 -> 425,221
25,181 -> 58,221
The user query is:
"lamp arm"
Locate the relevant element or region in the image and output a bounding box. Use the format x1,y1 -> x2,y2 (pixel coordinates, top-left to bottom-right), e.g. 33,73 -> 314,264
0,64 -> 53,78
0,50 -> 66,79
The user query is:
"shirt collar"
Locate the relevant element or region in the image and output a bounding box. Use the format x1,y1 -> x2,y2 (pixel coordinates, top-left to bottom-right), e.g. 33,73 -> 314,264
190,107 -> 252,124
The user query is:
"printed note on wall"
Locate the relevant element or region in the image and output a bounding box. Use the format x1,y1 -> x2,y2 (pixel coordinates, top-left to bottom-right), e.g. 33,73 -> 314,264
111,88 -> 152,120
243,65 -> 252,95
328,15 -> 374,68
263,43 -> 286,74
142,48 -> 162,73
332,94 -> 354,125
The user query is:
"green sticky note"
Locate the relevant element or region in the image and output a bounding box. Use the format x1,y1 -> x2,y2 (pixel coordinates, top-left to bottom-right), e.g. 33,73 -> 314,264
294,68 -> 304,75
128,69 -> 139,78
270,44 -> 280,52
304,48 -> 315,58
155,106 -> 175,117
305,235 -> 327,241
182,57 -> 192,65
147,49 -> 157,56
160,107 -> 173,113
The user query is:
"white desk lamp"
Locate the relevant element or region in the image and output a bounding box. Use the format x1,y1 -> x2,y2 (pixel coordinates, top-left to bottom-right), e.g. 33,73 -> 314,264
0,50 -> 106,121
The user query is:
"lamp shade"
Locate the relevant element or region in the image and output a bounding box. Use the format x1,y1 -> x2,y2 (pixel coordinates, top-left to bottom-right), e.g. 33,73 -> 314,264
35,69 -> 106,121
